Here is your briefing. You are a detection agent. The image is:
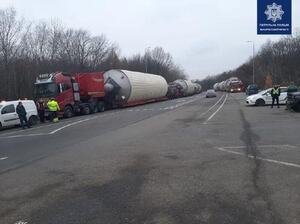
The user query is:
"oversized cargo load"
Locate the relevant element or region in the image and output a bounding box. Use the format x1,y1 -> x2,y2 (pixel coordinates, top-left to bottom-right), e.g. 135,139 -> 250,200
173,79 -> 199,96
173,80 -> 188,96
194,83 -> 202,94
104,70 -> 168,107
213,83 -> 219,91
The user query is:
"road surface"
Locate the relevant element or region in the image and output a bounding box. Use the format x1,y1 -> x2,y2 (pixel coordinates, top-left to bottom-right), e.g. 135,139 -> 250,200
0,93 -> 299,224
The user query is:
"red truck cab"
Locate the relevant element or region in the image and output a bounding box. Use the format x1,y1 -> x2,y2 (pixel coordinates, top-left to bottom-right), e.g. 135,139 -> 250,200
34,72 -> 105,118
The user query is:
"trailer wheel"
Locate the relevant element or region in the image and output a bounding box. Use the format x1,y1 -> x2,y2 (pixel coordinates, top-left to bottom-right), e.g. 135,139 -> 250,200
82,105 -> 91,115
64,106 -> 74,118
92,104 -> 98,114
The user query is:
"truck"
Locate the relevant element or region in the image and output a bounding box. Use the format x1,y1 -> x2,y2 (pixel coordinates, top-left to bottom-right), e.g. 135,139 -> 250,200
34,70 -> 169,118
227,82 -> 244,93
34,72 -> 105,118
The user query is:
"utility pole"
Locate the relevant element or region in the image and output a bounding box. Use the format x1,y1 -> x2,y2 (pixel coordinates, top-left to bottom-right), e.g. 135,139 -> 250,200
145,47 -> 151,73
247,41 -> 255,84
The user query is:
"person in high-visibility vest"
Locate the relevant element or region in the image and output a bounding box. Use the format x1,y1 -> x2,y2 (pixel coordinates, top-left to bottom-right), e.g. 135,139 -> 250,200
270,85 -> 281,108
47,98 -> 60,122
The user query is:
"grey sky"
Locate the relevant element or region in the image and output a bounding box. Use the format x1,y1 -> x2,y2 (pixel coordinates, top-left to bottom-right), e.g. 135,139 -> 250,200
0,0 -> 299,79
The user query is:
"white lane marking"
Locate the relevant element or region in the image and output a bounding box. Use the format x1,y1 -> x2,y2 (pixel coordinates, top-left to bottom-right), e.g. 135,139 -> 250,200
221,145 -> 299,150
0,133 -> 47,139
14,221 -> 28,224
49,117 -> 98,134
204,94 -> 228,123
200,94 -> 225,117
0,157 -> 8,161
216,147 -> 300,169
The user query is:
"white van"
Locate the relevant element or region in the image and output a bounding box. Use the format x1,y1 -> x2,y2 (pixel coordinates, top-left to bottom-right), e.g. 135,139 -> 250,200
0,100 -> 38,129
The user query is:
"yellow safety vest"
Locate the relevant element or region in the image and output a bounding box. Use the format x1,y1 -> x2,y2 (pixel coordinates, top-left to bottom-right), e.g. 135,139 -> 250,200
272,88 -> 279,95
47,100 -> 60,111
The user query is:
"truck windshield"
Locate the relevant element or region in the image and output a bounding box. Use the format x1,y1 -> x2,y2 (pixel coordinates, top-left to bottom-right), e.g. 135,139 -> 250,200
35,83 -> 58,97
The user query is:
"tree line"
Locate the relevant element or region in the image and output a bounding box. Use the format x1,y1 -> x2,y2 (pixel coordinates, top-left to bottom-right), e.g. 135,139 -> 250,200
200,34 -> 300,90
0,8 -> 186,100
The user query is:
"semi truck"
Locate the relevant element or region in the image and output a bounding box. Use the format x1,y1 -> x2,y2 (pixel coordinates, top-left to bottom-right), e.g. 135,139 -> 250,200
35,72 -> 105,118
34,70 -> 169,118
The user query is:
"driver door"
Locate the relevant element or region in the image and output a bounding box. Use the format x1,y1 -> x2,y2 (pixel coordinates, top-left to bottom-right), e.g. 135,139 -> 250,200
1,104 -> 19,127
264,91 -> 273,104
279,88 -> 288,104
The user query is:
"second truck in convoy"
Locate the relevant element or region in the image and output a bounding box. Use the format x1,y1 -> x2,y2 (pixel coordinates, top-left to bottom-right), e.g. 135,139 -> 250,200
34,69 -> 201,118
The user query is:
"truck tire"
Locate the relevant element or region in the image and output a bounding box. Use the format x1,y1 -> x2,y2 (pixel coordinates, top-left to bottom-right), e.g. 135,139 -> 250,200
255,99 -> 265,106
64,106 -> 74,118
82,105 -> 91,115
97,102 -> 105,112
29,116 -> 38,126
92,105 -> 98,114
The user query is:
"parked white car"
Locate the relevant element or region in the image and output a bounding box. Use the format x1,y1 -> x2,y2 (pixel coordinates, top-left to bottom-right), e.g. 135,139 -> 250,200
246,87 -> 288,106
0,100 -> 38,129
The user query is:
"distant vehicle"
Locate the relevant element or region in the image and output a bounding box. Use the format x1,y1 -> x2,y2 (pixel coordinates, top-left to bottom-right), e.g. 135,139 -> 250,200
228,82 -> 244,93
206,89 -> 217,98
246,87 -> 288,106
0,100 -> 38,129
286,92 -> 300,111
246,84 -> 259,95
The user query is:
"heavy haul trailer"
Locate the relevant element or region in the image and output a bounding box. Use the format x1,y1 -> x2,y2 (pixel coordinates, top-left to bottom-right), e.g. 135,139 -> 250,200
34,72 -> 105,118
35,70 -> 169,118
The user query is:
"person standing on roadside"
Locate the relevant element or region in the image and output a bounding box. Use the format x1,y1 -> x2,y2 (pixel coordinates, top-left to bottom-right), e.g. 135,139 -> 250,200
16,101 -> 31,129
37,99 -> 45,123
271,85 -> 281,108
47,98 -> 60,122
286,82 -> 298,110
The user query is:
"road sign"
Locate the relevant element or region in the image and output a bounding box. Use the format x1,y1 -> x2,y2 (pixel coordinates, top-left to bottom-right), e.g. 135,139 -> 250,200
257,0 -> 292,35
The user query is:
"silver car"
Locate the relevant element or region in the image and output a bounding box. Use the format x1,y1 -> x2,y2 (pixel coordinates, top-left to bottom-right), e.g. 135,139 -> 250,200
206,89 -> 217,98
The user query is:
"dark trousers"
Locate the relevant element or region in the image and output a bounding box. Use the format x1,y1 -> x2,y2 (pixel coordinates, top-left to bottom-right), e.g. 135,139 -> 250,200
271,96 -> 279,108
49,111 -> 57,121
38,110 -> 45,123
19,115 -> 30,129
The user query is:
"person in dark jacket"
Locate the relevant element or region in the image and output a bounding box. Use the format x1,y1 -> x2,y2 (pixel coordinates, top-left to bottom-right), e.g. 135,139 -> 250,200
37,100 -> 45,123
271,85 -> 281,108
16,102 -> 31,129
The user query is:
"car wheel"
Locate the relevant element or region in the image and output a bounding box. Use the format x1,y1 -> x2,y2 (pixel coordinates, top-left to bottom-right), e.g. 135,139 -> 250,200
64,106 -> 74,118
255,99 -> 265,106
29,116 -> 38,126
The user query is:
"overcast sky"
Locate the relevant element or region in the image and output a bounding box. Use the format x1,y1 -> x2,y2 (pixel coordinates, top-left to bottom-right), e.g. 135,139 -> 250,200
0,0 -> 299,79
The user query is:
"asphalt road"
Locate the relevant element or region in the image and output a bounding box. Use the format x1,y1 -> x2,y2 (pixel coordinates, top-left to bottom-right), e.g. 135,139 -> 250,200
0,93 -> 299,224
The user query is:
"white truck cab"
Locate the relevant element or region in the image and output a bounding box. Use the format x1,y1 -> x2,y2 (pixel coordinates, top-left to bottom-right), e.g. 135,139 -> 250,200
0,100 -> 38,129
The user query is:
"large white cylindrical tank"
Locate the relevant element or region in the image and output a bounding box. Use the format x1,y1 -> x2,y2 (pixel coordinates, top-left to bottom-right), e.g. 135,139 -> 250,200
104,69 -> 168,104
195,83 -> 202,93
174,79 -> 197,96
213,83 -> 218,91
174,79 -> 188,96
185,80 -> 196,95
